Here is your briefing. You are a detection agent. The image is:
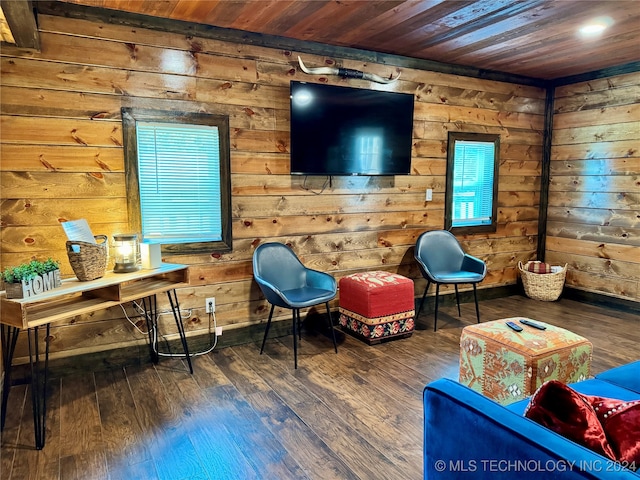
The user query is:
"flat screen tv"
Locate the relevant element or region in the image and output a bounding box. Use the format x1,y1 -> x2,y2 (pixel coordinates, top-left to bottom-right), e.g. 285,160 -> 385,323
290,81 -> 415,176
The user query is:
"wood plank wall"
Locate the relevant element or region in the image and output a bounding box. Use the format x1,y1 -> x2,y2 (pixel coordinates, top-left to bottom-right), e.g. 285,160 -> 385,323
0,14 -> 545,363
548,73 -> 640,301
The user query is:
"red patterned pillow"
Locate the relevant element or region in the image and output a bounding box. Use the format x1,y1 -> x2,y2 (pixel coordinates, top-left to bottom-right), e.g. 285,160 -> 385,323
527,261 -> 553,274
525,380 -> 640,470
590,396 -> 640,466
524,380 -> 616,459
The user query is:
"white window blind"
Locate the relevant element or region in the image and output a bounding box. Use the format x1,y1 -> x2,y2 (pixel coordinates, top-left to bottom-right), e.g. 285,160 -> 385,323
452,140 -> 495,227
136,122 -> 222,244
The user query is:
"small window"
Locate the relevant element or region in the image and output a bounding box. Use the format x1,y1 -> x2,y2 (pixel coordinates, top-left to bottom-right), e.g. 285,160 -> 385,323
445,132 -> 499,234
122,108 -> 232,253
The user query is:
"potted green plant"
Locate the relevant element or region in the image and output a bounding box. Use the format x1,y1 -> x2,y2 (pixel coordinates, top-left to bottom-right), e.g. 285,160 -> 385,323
2,258 -> 62,299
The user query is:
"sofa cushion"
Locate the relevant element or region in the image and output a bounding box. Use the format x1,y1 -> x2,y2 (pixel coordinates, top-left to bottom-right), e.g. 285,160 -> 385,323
524,380 -> 640,469
596,361 -> 640,393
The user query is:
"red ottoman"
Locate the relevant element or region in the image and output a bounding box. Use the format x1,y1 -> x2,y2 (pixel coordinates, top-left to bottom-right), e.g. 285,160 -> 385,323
338,271 -> 415,345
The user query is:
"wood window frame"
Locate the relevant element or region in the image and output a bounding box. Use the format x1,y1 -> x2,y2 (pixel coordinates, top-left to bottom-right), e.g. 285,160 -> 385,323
121,107 -> 232,254
445,132 -> 500,235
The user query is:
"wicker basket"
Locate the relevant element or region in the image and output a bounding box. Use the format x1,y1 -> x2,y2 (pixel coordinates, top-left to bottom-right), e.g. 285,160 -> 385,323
67,235 -> 108,281
518,261 -> 567,301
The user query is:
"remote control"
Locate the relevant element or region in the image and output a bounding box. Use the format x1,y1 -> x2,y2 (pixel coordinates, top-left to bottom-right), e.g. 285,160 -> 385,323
506,321 -> 523,332
519,319 -> 547,330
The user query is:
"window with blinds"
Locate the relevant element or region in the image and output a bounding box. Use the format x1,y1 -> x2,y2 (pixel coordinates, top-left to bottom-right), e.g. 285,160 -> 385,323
445,133 -> 499,233
136,122 -> 222,243
122,108 -> 232,253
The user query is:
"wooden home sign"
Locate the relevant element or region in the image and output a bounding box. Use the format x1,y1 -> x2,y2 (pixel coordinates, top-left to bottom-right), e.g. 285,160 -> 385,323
4,270 -> 62,299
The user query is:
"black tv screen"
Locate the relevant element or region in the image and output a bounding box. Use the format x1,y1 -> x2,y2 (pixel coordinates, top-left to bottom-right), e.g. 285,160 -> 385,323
290,81 -> 415,176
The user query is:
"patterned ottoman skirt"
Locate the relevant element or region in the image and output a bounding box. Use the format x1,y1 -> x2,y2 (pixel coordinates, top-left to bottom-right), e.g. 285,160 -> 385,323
459,317 -> 593,405
338,271 -> 415,345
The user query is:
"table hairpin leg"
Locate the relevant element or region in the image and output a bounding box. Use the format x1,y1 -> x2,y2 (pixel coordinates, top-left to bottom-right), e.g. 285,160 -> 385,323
1,324 -> 50,449
28,324 -> 50,450
141,292 -> 192,374
167,289 -> 193,374
141,295 -> 159,364
1,325 -> 20,431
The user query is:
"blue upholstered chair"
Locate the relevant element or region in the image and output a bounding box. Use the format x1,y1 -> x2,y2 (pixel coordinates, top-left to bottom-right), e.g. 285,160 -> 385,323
414,230 -> 487,331
253,242 -> 338,368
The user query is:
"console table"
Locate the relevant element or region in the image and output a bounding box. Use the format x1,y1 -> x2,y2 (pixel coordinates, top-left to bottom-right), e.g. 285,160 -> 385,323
0,263 -> 191,449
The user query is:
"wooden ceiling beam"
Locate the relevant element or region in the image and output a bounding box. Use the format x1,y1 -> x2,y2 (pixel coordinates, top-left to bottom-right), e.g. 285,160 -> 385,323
0,0 -> 40,51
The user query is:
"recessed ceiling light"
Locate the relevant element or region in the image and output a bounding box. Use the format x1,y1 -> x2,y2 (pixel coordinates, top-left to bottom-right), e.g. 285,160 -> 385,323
579,16 -> 614,37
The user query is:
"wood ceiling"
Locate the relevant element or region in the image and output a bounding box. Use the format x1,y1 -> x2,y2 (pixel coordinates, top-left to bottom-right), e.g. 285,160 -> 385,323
20,1 -> 640,81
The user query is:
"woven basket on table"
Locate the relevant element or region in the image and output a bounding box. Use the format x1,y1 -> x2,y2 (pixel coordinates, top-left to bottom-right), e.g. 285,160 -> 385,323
66,235 -> 108,281
518,261 -> 567,301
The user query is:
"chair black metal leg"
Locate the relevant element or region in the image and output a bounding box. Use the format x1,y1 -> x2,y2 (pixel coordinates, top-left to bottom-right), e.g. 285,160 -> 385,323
417,281 -> 431,318
292,309 -> 299,369
434,284 -> 440,332
473,283 -> 480,323
298,308 -> 303,341
325,302 -> 337,354
1,325 -> 19,431
454,284 -> 461,317
167,290 -> 193,374
260,304 -> 275,354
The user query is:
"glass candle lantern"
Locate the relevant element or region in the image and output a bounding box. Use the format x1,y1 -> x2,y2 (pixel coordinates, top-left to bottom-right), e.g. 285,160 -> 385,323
113,234 -> 140,273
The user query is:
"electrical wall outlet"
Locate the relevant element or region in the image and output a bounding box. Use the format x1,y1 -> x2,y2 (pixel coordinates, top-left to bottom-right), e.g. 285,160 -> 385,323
425,188 -> 433,201
205,297 -> 216,313
215,326 -> 223,336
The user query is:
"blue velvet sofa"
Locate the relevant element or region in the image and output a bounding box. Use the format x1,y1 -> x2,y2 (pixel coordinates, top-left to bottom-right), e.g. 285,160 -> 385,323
423,361 -> 640,479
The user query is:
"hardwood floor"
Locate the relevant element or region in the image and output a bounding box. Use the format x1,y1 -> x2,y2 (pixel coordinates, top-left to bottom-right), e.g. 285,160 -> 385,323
1,295 -> 638,480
